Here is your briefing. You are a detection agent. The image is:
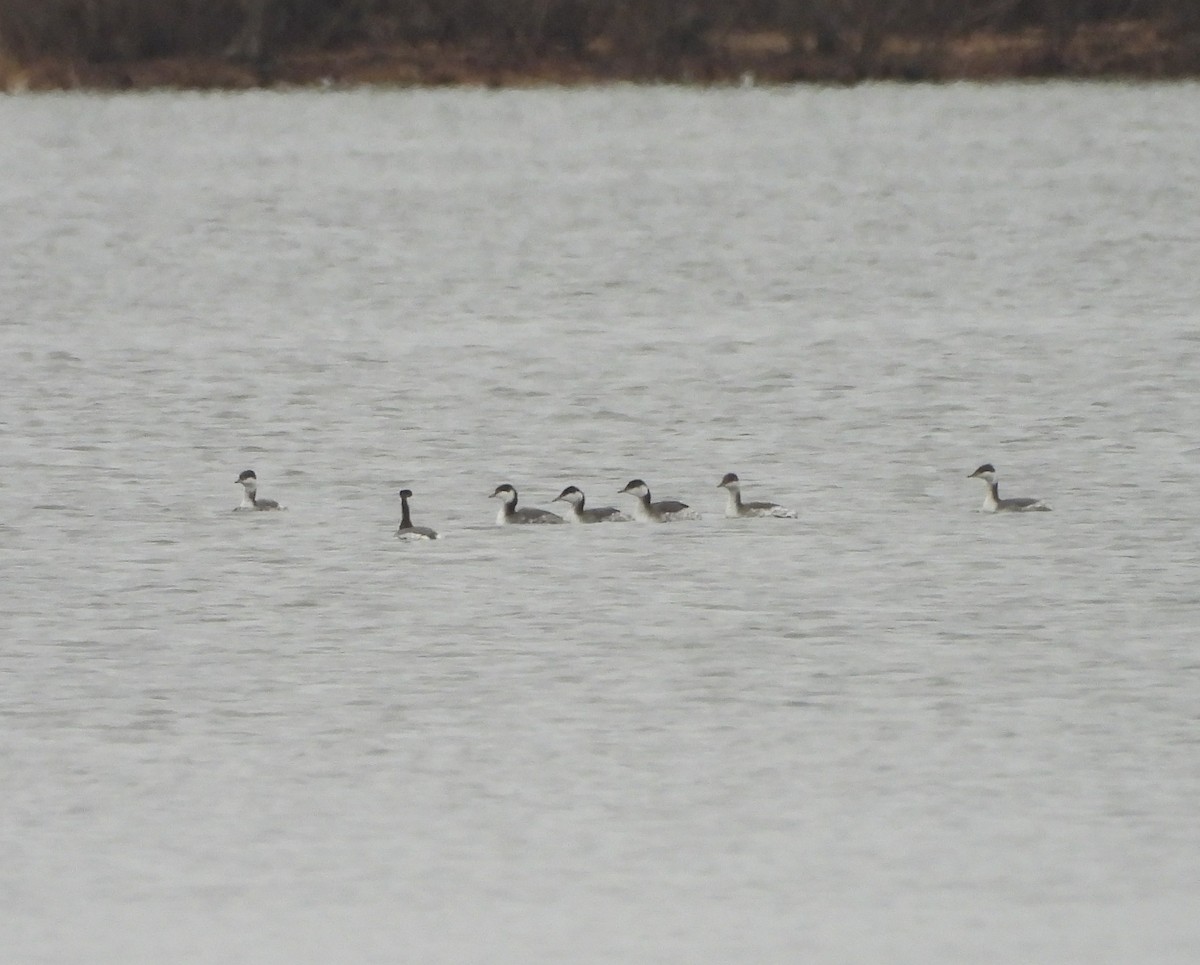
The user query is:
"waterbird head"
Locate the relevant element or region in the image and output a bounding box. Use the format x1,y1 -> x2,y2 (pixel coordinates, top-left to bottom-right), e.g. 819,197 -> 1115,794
718,472 -> 740,490
490,484 -> 517,502
969,464 -> 997,482
620,479 -> 649,498
554,486 -> 584,505
398,489 -> 413,500
237,469 -> 258,488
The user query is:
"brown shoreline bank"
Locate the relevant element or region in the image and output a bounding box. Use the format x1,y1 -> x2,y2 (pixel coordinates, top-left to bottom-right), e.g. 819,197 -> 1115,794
3,22 -> 1199,92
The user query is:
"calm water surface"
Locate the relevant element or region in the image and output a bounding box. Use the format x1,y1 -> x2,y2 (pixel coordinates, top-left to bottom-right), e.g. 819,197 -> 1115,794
2,83 -> 1199,963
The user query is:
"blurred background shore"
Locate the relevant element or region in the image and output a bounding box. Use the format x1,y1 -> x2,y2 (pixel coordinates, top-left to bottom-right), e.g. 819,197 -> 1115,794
2,0 -> 1199,91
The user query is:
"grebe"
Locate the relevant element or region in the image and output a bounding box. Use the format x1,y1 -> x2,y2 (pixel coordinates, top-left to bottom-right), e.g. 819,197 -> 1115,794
396,489 -> 439,539
967,464 -> 1051,512
717,472 -> 796,518
553,486 -> 630,522
235,469 -> 282,511
619,479 -> 697,522
489,484 -> 564,524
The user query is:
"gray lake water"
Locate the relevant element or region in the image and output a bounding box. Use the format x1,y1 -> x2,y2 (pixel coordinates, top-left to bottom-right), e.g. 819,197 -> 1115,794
2,83 -> 1199,963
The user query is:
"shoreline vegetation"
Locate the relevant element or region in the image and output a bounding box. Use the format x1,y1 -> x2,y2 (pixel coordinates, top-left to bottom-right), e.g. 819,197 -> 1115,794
2,1 -> 1199,91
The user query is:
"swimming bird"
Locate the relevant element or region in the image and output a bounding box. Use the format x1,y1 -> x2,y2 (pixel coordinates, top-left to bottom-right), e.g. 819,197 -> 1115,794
396,489 -> 439,539
717,472 -> 796,518
967,464 -> 1051,512
619,479 -> 697,522
490,484 -> 564,525
235,469 -> 281,511
553,486 -> 630,523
